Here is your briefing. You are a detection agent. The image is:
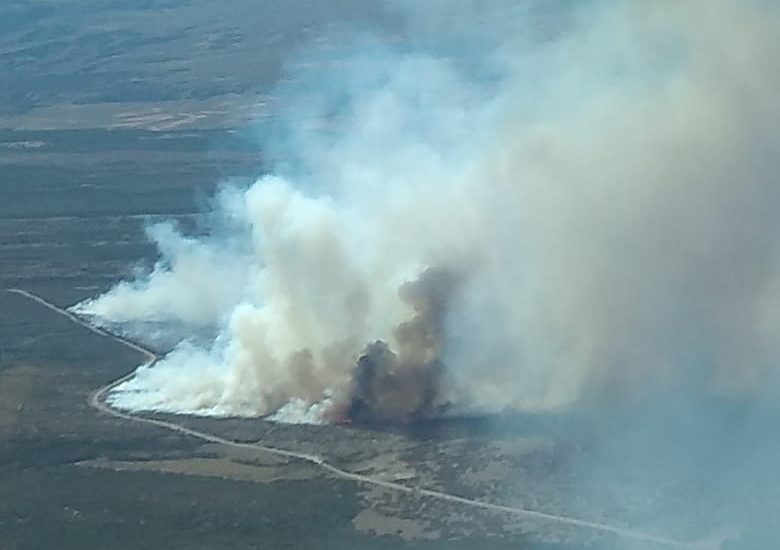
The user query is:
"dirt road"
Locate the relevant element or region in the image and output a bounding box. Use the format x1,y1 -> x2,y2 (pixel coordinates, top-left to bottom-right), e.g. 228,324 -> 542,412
6,288 -> 698,549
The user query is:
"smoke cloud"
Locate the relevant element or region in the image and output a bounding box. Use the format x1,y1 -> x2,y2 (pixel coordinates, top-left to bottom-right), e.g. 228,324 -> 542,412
72,1 -> 780,545
76,1 -> 780,427
335,267 -> 456,423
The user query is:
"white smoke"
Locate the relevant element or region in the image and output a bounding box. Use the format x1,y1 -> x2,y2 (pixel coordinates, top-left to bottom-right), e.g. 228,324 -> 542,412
75,217 -> 253,326
77,0 -> 780,425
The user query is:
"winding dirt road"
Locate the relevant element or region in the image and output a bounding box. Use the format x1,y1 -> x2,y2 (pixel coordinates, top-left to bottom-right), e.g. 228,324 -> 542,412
7,287 -> 702,549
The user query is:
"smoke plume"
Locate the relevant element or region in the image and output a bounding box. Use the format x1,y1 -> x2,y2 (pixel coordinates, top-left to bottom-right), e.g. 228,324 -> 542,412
335,267 -> 456,423
75,0 -> 780,429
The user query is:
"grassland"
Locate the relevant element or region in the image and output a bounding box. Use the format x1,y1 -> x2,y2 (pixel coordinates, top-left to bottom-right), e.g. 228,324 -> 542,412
0,3 -> 677,548
0,290 -> 554,549
0,99 -> 593,550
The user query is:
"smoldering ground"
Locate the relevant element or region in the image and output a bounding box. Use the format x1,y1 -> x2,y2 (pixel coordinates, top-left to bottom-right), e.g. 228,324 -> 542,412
75,1 -> 779,546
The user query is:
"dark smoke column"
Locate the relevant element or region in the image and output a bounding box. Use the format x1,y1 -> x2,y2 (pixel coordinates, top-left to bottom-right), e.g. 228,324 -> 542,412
335,267 -> 458,424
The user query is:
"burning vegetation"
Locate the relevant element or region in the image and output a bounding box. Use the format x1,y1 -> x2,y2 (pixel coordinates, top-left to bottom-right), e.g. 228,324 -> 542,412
333,267 -> 456,425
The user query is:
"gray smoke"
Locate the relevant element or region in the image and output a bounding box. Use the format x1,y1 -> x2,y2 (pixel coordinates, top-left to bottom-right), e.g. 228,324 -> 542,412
71,1 -> 780,545
75,1 -> 780,425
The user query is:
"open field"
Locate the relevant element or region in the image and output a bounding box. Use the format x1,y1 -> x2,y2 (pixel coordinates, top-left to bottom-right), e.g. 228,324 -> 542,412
1,211 -> 570,550
0,106 -> 636,550
1,2 -> 760,548
0,4 -> 566,544
0,293 -> 559,548
0,281 -> 710,550
0,0 -> 397,125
